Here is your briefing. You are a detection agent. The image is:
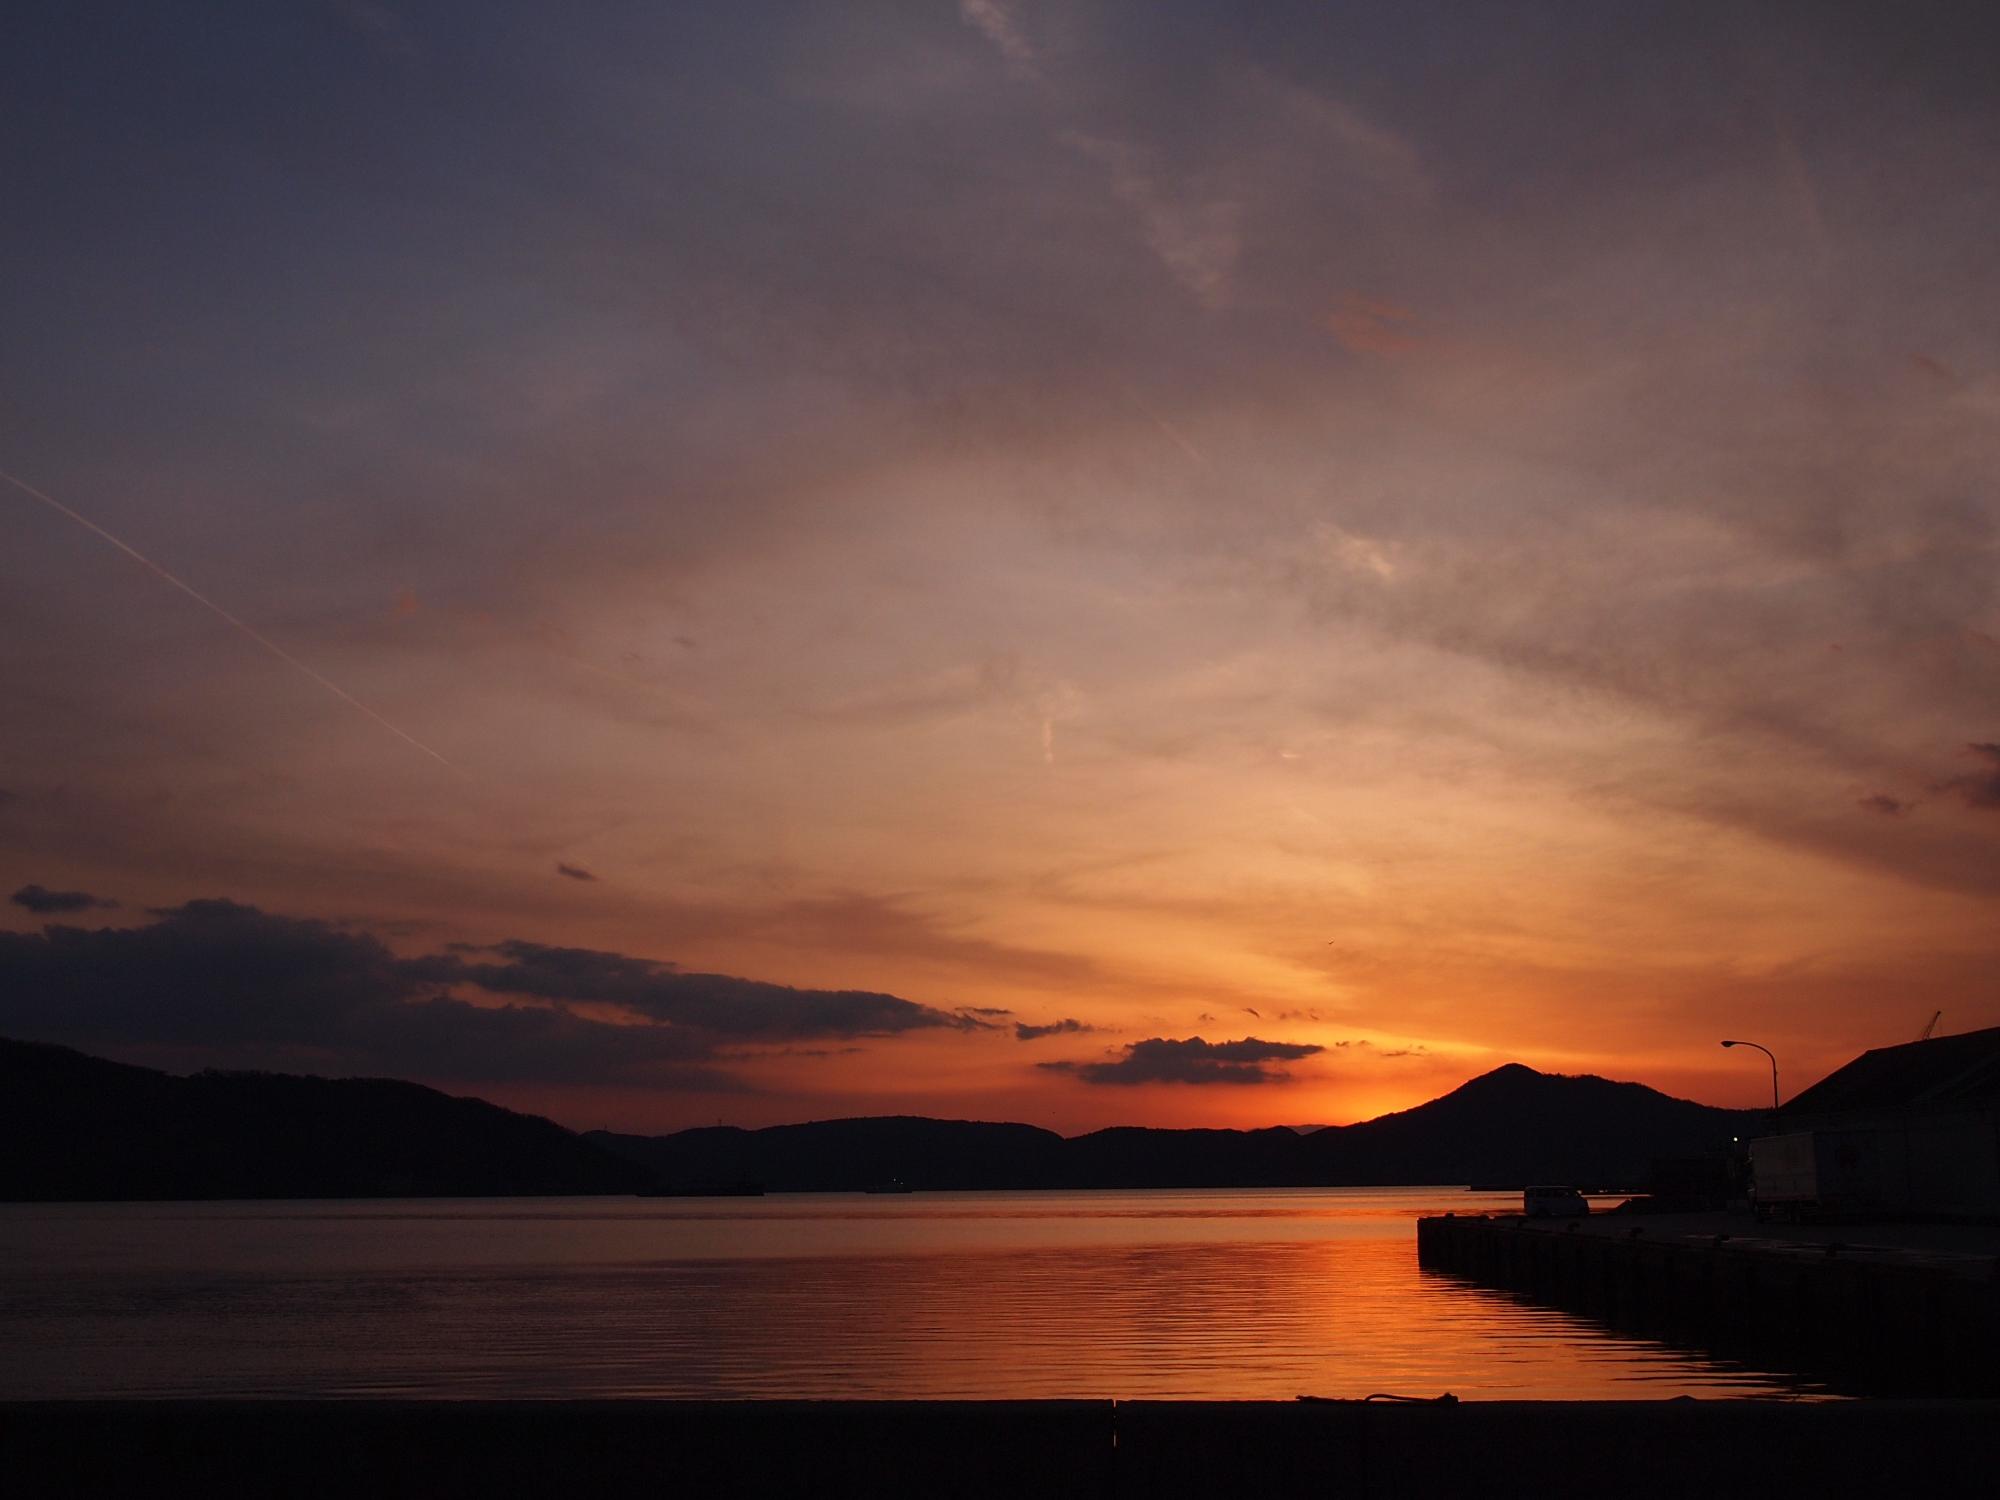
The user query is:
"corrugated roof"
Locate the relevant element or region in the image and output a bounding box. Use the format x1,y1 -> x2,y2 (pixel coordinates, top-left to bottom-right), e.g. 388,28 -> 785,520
1784,1025 -> 2000,1114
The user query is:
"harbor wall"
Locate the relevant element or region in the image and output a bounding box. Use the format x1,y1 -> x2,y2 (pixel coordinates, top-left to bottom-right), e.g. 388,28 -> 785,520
1415,1212 -> 2000,1395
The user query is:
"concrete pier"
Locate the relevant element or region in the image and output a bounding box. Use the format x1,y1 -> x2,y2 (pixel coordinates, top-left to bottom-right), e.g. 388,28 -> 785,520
3,1398 -> 1997,1499
1416,1211 -> 2000,1395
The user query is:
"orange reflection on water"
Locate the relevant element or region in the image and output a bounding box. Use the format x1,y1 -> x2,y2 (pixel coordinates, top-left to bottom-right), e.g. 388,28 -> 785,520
0,1189 -> 1829,1400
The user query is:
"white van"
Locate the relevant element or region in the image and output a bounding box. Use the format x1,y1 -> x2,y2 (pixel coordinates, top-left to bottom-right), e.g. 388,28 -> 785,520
1523,1185 -> 1589,1218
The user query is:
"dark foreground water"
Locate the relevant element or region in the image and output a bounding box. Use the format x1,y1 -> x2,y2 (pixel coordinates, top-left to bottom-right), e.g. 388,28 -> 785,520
0,1188 -> 1835,1400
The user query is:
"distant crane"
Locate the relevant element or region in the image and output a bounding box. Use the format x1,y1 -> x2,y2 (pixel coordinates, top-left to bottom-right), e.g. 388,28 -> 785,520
1920,1009 -> 1943,1041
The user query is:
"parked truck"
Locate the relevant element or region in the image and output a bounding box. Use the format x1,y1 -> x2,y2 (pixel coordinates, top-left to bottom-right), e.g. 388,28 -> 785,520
1748,1132 -> 1824,1218
1749,1128 -> 1904,1220
1750,1115 -> 1997,1220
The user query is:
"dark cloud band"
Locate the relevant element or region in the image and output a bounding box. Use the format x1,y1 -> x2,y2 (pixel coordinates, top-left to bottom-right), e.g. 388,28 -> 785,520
10,884 -> 118,915
0,899 -> 972,1090
1040,1035 -> 1323,1085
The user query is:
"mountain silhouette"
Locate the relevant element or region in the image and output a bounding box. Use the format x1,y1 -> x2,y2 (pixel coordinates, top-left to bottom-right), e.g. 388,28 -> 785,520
594,1063 -> 1750,1192
0,1036 -> 647,1200
1301,1062 -> 1753,1186
2,1036 -> 1749,1199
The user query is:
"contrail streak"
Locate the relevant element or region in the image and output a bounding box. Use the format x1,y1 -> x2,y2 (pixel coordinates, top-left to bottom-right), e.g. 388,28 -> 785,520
1119,385 -> 1210,468
2,467 -> 454,769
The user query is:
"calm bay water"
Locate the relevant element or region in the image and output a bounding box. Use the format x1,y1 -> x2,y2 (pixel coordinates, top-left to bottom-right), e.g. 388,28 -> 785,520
0,1188 -> 1832,1401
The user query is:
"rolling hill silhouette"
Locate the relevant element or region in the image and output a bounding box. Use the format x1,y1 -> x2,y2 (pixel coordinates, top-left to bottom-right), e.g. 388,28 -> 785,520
1302,1062 -> 1753,1186
593,1063 -> 1750,1192
2,1036 -> 1749,1199
0,1036 -> 647,1200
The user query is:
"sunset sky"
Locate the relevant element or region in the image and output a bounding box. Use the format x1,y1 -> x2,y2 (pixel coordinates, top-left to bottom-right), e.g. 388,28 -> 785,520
3,1 -> 1997,1135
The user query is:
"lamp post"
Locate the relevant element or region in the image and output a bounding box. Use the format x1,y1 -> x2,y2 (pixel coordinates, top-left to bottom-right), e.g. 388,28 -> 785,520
1720,1039 -> 1779,1111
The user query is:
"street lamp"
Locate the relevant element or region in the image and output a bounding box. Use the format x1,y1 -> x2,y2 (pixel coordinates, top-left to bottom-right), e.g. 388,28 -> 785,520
1720,1039 -> 1779,1111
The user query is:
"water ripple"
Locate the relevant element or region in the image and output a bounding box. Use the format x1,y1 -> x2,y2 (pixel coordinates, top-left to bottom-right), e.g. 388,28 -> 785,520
0,1188 -> 1833,1401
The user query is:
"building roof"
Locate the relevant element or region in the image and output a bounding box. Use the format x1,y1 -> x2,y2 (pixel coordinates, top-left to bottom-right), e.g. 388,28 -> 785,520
1784,1025 -> 2000,1115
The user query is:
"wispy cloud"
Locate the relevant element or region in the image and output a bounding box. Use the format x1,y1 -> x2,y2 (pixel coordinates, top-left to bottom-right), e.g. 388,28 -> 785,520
1940,742 -> 2000,809
1857,793 -> 1911,818
1314,521 -> 1399,581
1327,296 -> 1424,357
1014,1017 -> 1095,1041
1061,132 -> 1242,307
957,0 -> 1036,74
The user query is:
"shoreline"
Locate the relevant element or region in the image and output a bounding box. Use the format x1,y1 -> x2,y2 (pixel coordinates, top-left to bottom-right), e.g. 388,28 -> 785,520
5,1398 -> 1995,1498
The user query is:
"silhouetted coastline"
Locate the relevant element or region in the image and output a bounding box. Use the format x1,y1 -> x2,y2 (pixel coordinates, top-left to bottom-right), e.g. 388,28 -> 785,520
2,1036 -> 1747,1200
597,1063 -> 1748,1193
